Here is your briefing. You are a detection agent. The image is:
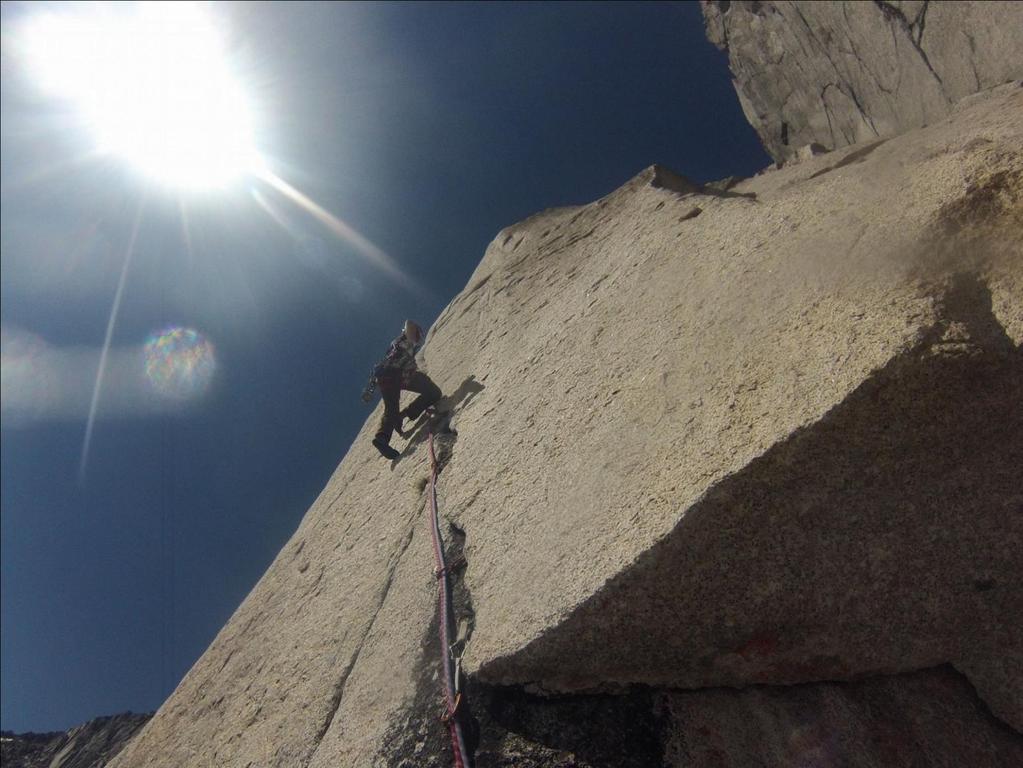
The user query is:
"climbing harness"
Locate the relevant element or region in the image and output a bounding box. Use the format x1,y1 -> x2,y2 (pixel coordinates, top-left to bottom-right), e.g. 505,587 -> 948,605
427,426 -> 472,768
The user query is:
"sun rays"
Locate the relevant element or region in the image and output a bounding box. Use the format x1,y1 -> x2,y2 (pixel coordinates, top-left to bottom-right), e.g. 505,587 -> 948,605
7,1 -> 422,479
255,168 -> 419,294
79,200 -> 145,481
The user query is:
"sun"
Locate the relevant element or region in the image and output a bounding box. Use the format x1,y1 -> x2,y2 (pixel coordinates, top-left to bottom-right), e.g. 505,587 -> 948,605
21,1 -> 261,190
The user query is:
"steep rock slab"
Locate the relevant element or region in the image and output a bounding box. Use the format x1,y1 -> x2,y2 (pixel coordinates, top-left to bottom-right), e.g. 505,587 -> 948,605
701,1 -> 1023,162
109,439 -> 443,767
111,85 -> 1021,766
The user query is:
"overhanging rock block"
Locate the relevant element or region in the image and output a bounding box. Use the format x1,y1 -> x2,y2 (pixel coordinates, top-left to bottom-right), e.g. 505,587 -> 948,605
453,83 -> 1023,731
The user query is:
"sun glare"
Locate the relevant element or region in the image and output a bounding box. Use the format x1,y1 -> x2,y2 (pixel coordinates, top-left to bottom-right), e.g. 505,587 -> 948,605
22,1 -> 260,189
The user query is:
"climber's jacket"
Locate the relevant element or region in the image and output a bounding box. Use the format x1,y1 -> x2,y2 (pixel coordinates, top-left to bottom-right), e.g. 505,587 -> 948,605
362,333 -> 421,400
378,333 -> 419,378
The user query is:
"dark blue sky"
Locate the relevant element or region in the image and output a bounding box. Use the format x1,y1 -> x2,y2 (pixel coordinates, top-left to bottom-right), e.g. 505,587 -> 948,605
1,1 -> 768,732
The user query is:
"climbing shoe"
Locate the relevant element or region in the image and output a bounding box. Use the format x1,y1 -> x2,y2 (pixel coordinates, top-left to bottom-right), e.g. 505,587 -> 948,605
373,438 -> 400,461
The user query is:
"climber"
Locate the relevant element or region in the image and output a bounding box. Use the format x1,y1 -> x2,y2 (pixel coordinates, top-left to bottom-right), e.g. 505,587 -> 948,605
361,319 -> 442,460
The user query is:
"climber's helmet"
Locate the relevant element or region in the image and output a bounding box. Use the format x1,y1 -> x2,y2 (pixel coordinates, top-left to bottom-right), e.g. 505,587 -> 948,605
403,320 -> 423,346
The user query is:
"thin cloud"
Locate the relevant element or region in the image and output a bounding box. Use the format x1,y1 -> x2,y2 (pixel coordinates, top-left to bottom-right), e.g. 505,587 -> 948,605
1,324 -> 213,428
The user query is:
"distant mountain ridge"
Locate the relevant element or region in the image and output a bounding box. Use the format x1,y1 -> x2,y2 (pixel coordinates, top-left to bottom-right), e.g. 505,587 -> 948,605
1,713 -> 150,768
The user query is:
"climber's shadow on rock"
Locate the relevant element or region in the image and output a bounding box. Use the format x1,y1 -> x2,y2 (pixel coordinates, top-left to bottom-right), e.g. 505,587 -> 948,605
698,181 -> 758,202
400,375 -> 485,458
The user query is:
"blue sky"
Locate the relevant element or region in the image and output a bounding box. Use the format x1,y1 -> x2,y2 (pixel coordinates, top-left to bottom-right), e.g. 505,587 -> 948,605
1,1 -> 768,732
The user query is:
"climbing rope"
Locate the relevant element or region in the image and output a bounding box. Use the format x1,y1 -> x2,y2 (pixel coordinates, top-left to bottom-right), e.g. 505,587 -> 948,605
427,427 -> 471,768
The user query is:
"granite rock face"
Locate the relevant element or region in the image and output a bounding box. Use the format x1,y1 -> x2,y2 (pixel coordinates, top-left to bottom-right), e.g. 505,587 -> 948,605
702,1 -> 1023,163
109,82 -> 1022,767
0,713 -> 151,768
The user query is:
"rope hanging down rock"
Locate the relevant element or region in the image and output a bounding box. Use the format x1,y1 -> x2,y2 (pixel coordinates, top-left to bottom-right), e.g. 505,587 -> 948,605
427,426 -> 472,768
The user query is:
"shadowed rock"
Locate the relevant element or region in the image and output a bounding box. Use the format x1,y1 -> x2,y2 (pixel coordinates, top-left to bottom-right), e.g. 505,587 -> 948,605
659,666 -> 1023,768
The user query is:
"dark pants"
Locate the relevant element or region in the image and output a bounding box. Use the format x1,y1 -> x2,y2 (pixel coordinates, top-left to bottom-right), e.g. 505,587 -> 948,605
375,370 -> 442,445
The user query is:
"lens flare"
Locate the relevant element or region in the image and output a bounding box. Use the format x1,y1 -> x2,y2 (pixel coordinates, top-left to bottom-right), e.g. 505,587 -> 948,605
143,327 -> 216,400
